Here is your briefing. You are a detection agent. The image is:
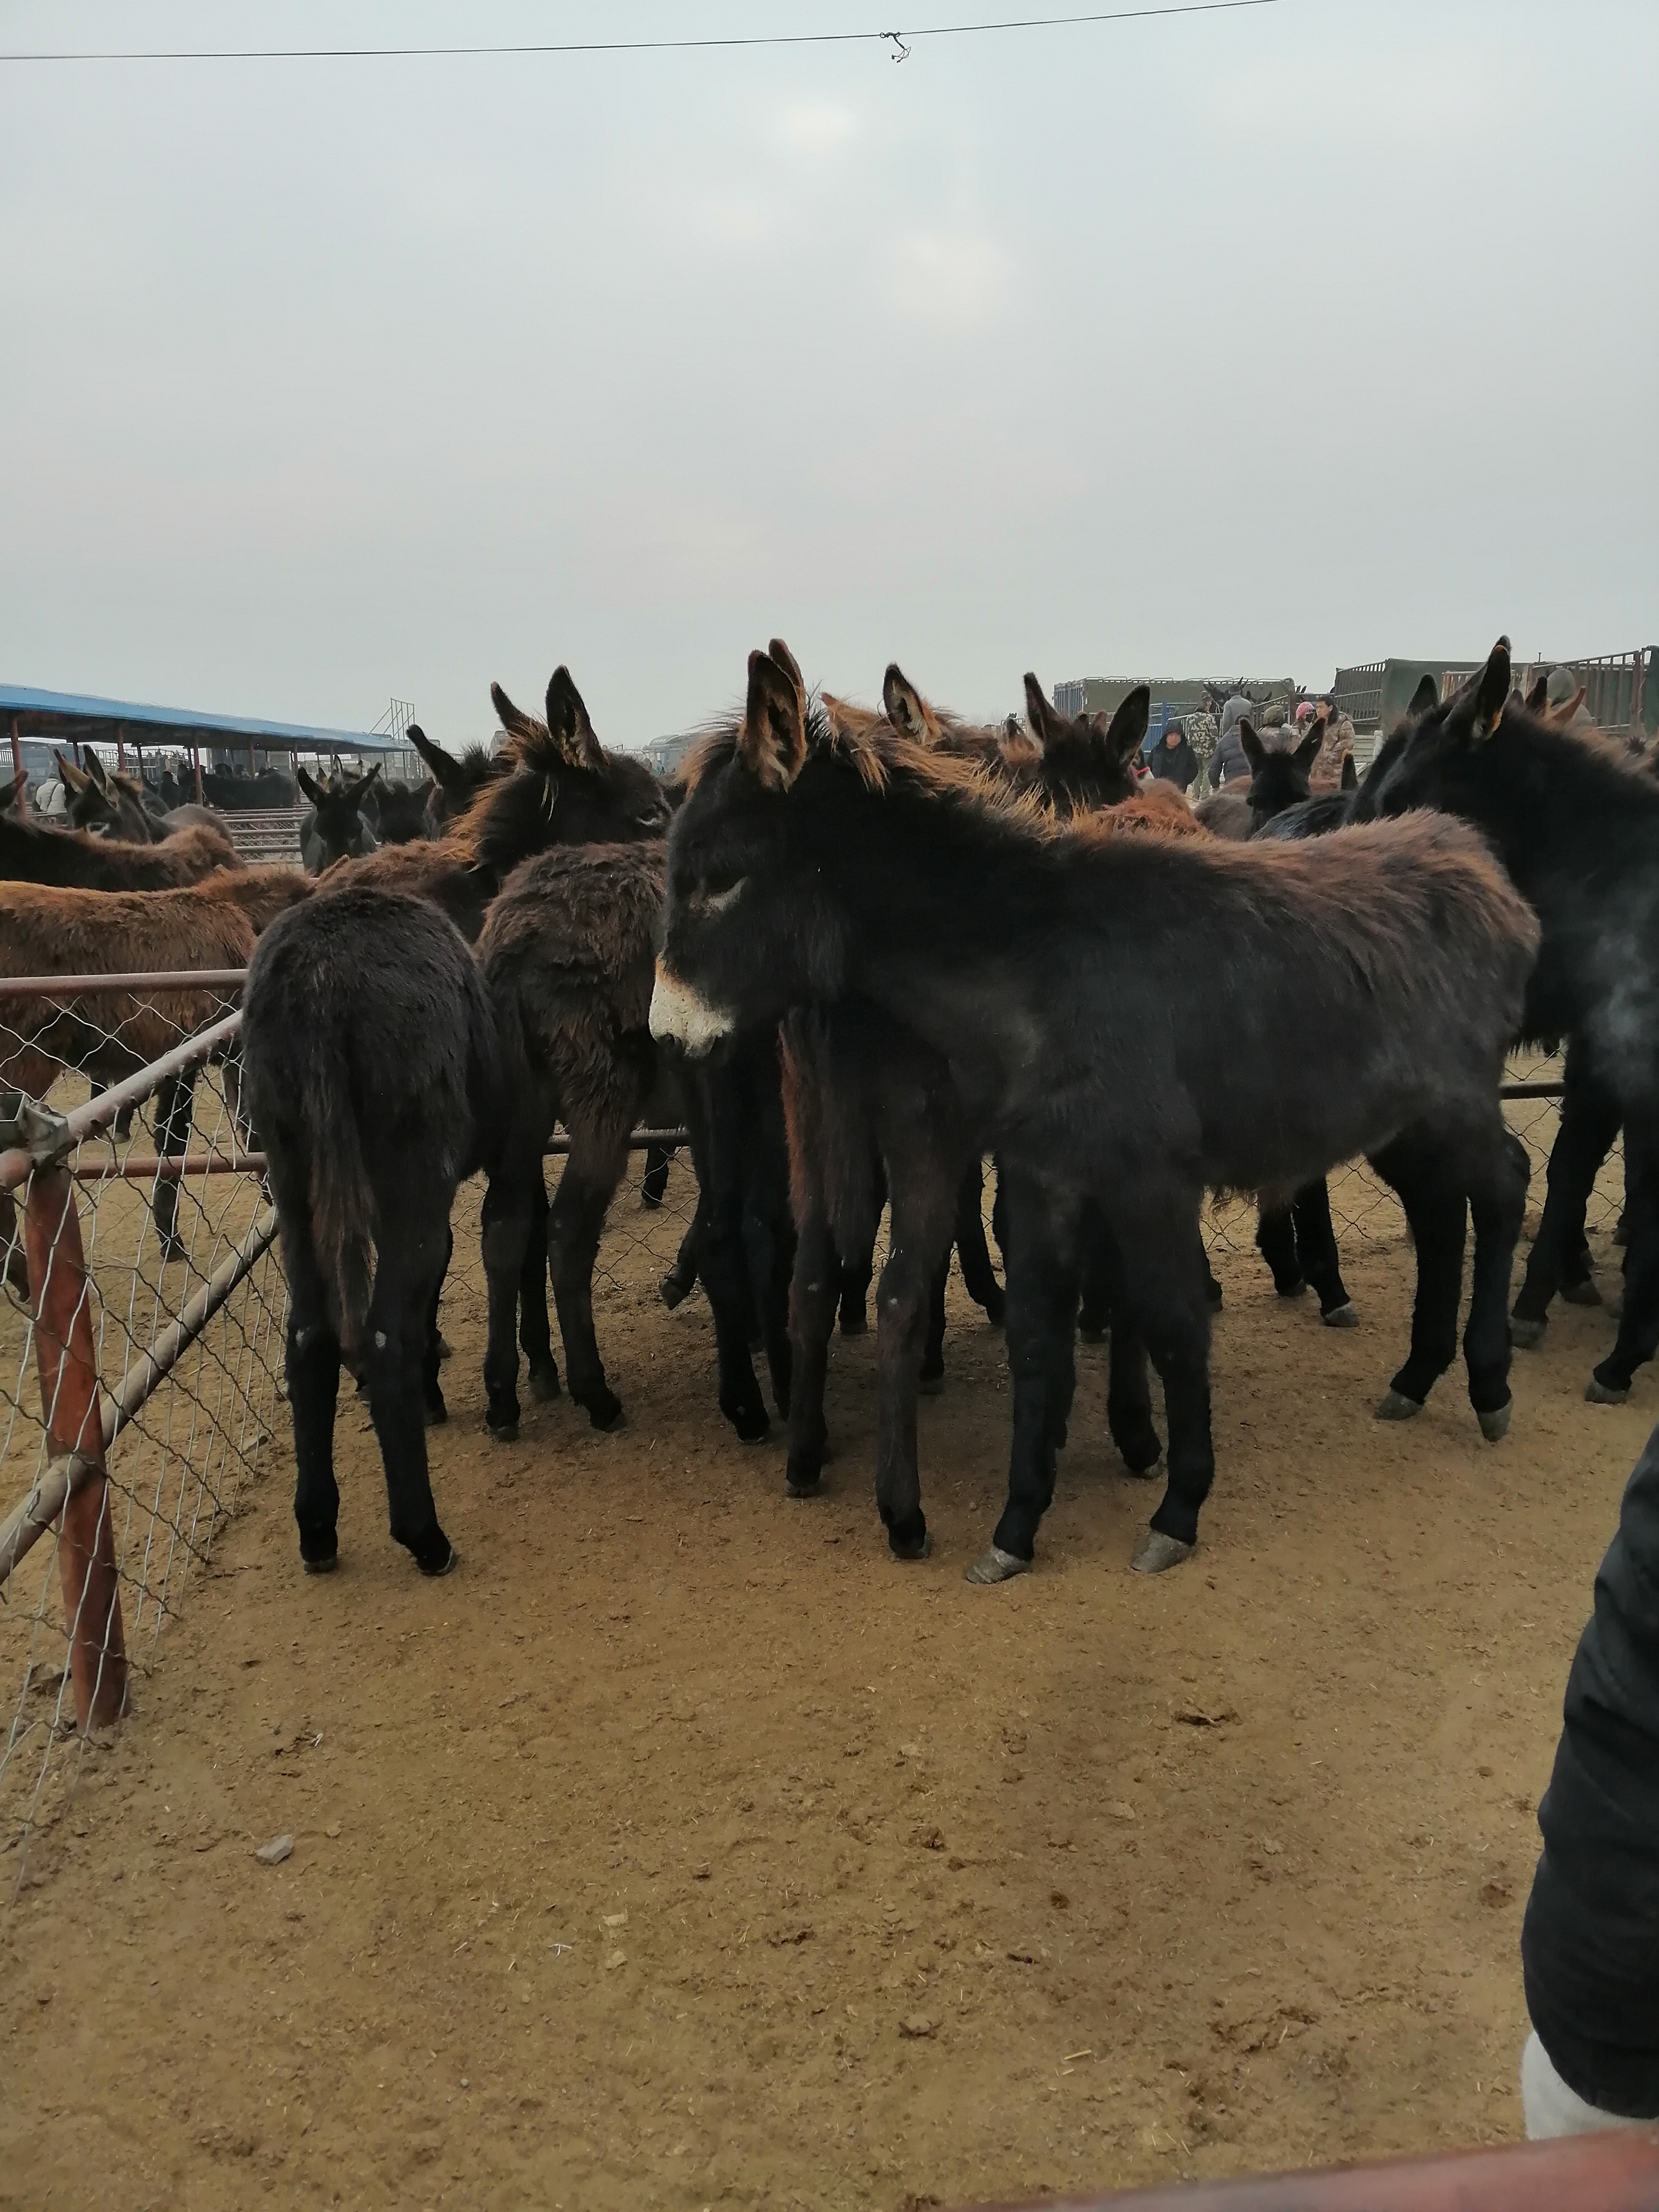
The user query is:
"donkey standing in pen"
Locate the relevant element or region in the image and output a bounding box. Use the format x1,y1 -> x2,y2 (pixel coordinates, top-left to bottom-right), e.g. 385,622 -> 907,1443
243,882 -> 505,1576
1359,639 -> 1659,1404
652,643 -> 1537,1578
298,765 -> 382,873
407,722 -> 513,831
56,749 -> 223,840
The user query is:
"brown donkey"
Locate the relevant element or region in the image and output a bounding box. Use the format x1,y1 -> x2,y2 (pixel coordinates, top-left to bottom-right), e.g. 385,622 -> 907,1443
0,811 -> 238,890
652,644 -> 1538,1577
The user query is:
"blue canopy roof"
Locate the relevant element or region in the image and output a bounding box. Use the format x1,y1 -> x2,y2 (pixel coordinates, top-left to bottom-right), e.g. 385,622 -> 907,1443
0,683 -> 402,757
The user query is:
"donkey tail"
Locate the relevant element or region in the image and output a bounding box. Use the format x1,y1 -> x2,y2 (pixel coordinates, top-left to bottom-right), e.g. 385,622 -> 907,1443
306,1044 -> 375,1359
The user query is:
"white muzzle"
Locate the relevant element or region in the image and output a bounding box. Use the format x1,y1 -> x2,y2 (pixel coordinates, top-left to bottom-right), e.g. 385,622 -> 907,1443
648,962 -> 737,1056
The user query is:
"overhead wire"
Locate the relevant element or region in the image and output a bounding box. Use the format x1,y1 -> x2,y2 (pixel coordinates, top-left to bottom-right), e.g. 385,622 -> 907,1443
1,1 -> 1284,66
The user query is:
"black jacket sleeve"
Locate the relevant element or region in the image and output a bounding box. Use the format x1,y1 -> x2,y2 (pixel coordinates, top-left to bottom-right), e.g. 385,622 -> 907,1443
1521,1419 -> 1659,2119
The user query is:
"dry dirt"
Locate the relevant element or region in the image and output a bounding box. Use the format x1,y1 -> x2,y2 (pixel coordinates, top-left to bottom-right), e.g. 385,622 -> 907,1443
0,1162 -> 1649,2212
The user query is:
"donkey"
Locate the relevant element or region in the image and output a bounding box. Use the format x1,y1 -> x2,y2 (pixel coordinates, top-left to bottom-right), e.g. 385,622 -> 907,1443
244,884 -> 505,1576
651,643 -> 1537,1578
1359,640 -> 1659,1403
56,750 -> 221,842
298,765 -> 382,874
329,669 -> 672,1397
408,724 -> 512,831
0,812 -> 237,890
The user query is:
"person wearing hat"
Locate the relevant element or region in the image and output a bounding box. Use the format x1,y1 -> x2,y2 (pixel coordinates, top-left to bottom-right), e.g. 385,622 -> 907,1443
1209,693 -> 1254,789
1519,1418 -> 1659,2136
1546,665 -> 1595,730
1148,717 -> 1198,793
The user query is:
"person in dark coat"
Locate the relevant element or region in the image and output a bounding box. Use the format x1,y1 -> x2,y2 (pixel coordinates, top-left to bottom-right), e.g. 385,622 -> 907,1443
1209,693 -> 1253,789
1520,1418 -> 1659,2135
1148,719 -> 1198,793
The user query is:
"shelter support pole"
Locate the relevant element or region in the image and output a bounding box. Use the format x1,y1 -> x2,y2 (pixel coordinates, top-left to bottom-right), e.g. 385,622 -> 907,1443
9,716 -> 24,817
191,744 -> 203,806
115,722 -> 125,773
21,1163 -> 128,1731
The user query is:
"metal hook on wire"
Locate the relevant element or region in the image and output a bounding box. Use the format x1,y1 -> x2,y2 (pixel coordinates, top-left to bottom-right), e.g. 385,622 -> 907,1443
882,30 -> 911,61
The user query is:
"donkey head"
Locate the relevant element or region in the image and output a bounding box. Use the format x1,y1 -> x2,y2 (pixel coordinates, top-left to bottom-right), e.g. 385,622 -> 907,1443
1017,680 -> 1149,816
408,723 -> 508,829
366,775 -> 438,846
1365,638 -> 1514,822
652,642 -> 844,1055
298,764 -> 382,871
1242,722 -> 1323,833
470,668 -> 670,872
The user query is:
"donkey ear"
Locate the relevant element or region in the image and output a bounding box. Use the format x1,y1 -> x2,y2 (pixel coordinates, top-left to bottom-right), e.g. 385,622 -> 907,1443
296,765 -> 323,804
1448,636 -> 1512,743
882,663 -> 938,742
546,666 -> 605,772
1240,721 -> 1265,775
1524,672 -> 1549,715
766,639 -> 808,714
1099,685 -> 1149,767
491,681 -> 543,745
738,648 -> 808,790
56,750 -> 89,793
1294,728 -> 1322,774
86,751 -> 111,790
1341,751 -> 1359,792
1023,674 -> 1059,749
1545,685 -> 1588,730
1406,673 -> 1440,721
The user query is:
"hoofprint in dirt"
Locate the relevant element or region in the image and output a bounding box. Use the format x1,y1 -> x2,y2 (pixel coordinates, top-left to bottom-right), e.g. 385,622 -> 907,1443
0,1153 -> 1644,2212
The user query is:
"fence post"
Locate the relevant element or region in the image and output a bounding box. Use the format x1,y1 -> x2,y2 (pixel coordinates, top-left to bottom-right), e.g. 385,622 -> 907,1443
8,714 -> 24,817
22,1162 -> 128,1731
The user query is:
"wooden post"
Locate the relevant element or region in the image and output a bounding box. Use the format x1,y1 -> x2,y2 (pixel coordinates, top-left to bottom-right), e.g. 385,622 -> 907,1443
191,744 -> 203,806
115,722 -> 125,774
8,715 -> 25,817
21,1164 -> 128,1731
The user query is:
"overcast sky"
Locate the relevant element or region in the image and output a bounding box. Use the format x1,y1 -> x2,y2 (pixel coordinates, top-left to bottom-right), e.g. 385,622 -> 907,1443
3,0 -> 1655,746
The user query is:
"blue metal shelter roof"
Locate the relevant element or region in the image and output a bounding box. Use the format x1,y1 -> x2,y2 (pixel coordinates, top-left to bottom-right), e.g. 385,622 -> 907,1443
0,683 -> 402,756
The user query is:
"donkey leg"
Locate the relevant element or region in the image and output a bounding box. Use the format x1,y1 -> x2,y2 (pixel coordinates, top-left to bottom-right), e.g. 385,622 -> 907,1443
838,1240 -> 875,1337
279,1222 -> 343,1573
1108,1184 -> 1214,1571
785,1203 -> 837,1496
151,1071 -> 196,1262
1089,1218 -> 1161,1475
921,1255 -> 949,1391
481,1158 -> 536,1440
692,1074 -> 772,1443
973,1170 -> 1082,1582
423,1220 -> 453,1426
364,1199 -> 456,1575
641,1142 -> 672,1210
1512,1058 -> 1620,1343
548,1124 -> 630,1430
954,1158 -> 1005,1325
1461,1126 -> 1529,1438
661,1196 -> 702,1309
1291,1178 -> 1355,1324
1078,1208 -> 1114,1343
518,1172 -> 561,1403
1369,1134 -> 1467,1416
1588,1121 -> 1659,1401
1255,1200 -> 1304,1297
872,1149 -> 960,1564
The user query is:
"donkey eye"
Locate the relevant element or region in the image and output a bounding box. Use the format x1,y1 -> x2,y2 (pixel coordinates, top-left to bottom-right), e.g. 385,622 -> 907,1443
693,873 -> 746,913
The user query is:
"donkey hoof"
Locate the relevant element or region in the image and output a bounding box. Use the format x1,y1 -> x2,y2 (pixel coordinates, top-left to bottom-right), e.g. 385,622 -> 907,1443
838,1311 -> 868,1338
486,1415 -> 520,1444
1276,1277 -> 1308,1300
527,1362 -> 561,1403
1131,1531 -> 1194,1575
726,1403 -> 770,1444
1375,1389 -> 1423,1423
584,1393 -> 624,1432
1510,1314 -> 1547,1348
301,1549 -> 338,1575
966,1544 -> 1030,1585
785,1467 -> 822,1499
1206,1278 -> 1224,1310
982,1291 -> 1007,1327
659,1271 -> 692,1310
1561,1279 -> 1603,1308
888,1529 -> 932,1563
1119,1446 -> 1163,1481
418,1543 -> 459,1578
1585,1375 -> 1630,1405
1321,1302 -> 1358,1329
918,1369 -> 945,1398
1477,1398 -> 1513,1443
424,1397 -> 448,1429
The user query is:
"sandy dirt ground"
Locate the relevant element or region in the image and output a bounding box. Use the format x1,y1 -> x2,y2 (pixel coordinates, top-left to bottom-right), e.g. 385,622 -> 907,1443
0,1156 -> 1649,2212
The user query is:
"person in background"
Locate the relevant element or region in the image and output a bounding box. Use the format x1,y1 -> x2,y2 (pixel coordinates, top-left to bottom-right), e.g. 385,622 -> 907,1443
1308,696 -> 1355,794
1209,693 -> 1253,789
1519,1418 -> 1659,2138
1149,717 -> 1198,793
1547,664 -> 1597,730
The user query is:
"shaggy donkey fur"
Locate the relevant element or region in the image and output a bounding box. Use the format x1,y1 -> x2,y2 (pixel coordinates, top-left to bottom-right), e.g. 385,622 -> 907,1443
242,884 -> 504,1576
652,645 -> 1538,1576
55,750 -> 222,842
298,765 -> 382,874
0,811 -> 237,890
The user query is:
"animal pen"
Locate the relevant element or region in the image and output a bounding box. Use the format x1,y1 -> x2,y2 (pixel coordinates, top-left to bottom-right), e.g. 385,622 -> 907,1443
0,961 -> 1627,1893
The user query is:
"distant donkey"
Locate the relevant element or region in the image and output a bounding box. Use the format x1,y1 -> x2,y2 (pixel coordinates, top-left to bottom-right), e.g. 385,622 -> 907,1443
297,765 -> 382,873
652,642 -> 1537,1579
242,882 -> 503,1576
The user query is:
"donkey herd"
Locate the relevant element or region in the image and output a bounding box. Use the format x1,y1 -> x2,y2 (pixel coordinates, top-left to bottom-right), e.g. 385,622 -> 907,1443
3,637 -> 1655,1588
